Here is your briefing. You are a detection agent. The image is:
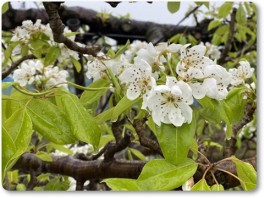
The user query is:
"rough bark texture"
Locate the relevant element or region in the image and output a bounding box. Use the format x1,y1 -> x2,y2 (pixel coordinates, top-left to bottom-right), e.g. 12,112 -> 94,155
2,5 -> 212,44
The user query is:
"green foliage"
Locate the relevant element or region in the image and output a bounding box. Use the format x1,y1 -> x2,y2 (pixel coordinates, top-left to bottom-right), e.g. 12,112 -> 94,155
71,56 -> 81,72
208,20 -> 222,31
103,159 -> 197,191
167,2 -> 180,14
44,46 -> 61,66
156,112 -> 196,165
2,2 -> 9,14
27,98 -> 77,144
191,179 -> 211,191
236,4 -> 246,25
35,151 -> 53,162
195,2 -> 209,9
96,96 -> 139,123
218,2 -> 234,18
57,92 -> 102,150
2,108 -> 32,179
44,177 -> 70,191
80,79 -> 110,109
232,156 -> 257,190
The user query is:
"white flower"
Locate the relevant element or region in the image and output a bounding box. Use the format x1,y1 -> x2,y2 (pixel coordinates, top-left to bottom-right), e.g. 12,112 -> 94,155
85,58 -> 108,81
182,177 -> 194,191
119,60 -> 156,101
106,55 -> 132,76
13,60 -> 38,86
176,44 -> 214,79
145,77 -> 193,127
203,64 -> 231,100
125,40 -> 148,61
44,66 -> 69,89
205,42 -> 222,60
229,61 -> 254,86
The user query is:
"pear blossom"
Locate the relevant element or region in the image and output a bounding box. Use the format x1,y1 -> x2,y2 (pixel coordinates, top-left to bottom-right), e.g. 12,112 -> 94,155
119,60 -> 156,101
229,61 -> 254,86
145,76 -> 193,127
13,60 -> 40,86
106,55 -> 132,76
44,66 -> 69,89
203,64 -> 231,100
176,44 -> 214,79
85,58 -> 108,81
125,40 -> 148,61
204,42 -> 222,60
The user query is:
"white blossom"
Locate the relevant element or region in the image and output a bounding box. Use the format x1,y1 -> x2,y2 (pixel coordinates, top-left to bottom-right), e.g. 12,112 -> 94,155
229,61 -> 254,86
145,76 -> 193,127
119,60 -> 156,102
85,58 -> 108,81
44,66 -> 69,89
13,60 -> 39,86
125,40 -> 148,61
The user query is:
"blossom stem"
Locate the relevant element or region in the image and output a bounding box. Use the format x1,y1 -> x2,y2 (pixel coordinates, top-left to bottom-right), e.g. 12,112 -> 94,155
66,81 -> 109,91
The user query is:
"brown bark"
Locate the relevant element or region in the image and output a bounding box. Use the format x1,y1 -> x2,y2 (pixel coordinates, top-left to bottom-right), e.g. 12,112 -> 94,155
2,4 -> 211,44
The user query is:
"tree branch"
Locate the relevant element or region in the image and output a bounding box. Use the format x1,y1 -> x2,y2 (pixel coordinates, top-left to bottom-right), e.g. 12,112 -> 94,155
2,54 -> 36,79
42,2 -> 100,57
224,102 -> 256,157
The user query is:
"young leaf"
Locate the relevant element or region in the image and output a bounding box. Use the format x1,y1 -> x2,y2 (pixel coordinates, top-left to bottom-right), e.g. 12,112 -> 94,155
113,40 -> 130,59
44,46 -> 60,66
59,93 -> 102,149
208,20 -> 222,31
129,148 -> 146,161
80,79 -> 110,108
191,178 -> 211,191
156,113 -> 197,165
218,2 -> 234,18
236,4 -> 246,25
2,2 -> 9,14
137,159 -> 198,190
70,56 -> 81,73
27,98 -> 77,144
232,157 -> 257,191
103,178 -> 140,191
167,2 -> 180,14
195,2 -> 209,9
211,184 -> 224,191
2,108 -> 33,178
44,177 -> 70,191
35,151 -> 53,162
96,96 -> 139,123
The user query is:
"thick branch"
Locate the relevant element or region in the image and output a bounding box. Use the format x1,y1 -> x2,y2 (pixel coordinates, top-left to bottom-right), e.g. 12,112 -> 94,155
42,2 -> 100,57
133,119 -> 163,156
14,153 -> 145,183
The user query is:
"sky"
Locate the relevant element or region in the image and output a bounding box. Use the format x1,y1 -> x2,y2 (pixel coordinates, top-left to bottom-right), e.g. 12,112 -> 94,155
10,1 -> 214,26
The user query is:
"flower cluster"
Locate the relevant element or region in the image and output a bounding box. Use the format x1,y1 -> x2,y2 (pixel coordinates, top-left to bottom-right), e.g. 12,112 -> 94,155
10,20 -> 79,63
85,40 -> 255,127
13,60 -> 69,89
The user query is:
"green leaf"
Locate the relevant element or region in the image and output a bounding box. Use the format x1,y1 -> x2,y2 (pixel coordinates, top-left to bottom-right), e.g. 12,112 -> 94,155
107,49 -> 115,58
129,148 -> 146,161
71,56 -> 81,73
21,43 -> 29,56
59,93 -> 102,149
137,159 -> 197,190
211,184 -> 224,191
215,25 -> 229,36
236,4 -> 246,25
16,183 -> 26,191
44,177 -> 70,191
157,113 -> 196,165
44,46 -> 60,66
35,151 -> 53,162
2,108 -> 32,178
96,96 -> 139,123
2,2 -> 9,14
167,2 -> 180,14
3,41 -> 20,66
218,2 -> 234,18
195,2 -> 209,9
27,98 -> 76,144
64,32 -> 79,38
232,157 -> 257,191
208,20 -> 222,31
113,40 -> 130,59
2,82 -> 14,89
80,79 -> 110,108
103,178 -> 140,191
48,143 -> 74,155
223,86 -> 247,124
191,179 -> 211,191
198,97 -> 233,139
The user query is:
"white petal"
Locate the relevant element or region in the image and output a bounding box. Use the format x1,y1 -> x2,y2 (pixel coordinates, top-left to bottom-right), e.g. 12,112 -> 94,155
166,76 -> 178,87
204,78 -> 218,99
126,83 -> 141,100
190,82 -> 207,99
119,68 -> 142,83
171,85 -> 182,96
187,67 -> 204,79
168,107 -> 185,127
168,44 -> 182,53
176,81 -> 193,105
154,85 -> 171,93
179,103 -> 193,124
188,45 -> 206,60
